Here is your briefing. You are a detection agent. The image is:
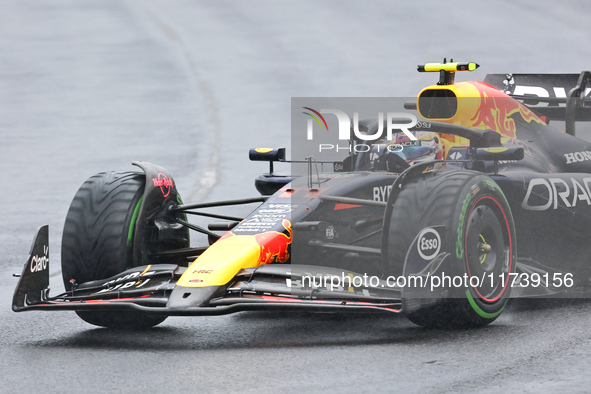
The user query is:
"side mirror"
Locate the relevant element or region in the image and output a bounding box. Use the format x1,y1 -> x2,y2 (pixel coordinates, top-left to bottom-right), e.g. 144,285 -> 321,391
249,148 -> 286,162
249,148 -> 286,174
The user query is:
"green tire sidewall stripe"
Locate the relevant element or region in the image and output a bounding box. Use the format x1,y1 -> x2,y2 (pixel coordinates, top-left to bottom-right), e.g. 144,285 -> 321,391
465,288 -> 505,319
127,195 -> 143,247
456,192 -> 472,259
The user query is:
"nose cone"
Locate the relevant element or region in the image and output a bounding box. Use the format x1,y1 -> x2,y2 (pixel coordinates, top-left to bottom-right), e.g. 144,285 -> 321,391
170,219 -> 293,308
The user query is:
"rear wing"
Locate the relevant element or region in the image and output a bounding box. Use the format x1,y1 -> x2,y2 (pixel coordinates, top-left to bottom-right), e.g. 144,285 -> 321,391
484,71 -> 591,136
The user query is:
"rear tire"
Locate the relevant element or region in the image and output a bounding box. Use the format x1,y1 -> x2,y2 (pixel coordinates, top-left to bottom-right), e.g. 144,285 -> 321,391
384,170 -> 516,328
62,171 -> 166,329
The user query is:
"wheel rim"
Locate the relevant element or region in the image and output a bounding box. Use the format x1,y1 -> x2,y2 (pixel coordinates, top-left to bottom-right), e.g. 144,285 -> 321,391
465,196 -> 512,302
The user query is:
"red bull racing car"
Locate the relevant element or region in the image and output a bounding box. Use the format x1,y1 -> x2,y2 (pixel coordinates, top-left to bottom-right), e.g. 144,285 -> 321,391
13,61 -> 591,329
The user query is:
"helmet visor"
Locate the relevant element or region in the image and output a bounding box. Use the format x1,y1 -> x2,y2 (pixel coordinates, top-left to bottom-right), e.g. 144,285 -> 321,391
398,145 -> 437,162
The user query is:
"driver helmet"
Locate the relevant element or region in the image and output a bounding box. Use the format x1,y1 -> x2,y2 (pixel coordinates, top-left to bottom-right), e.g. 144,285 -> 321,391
392,130 -> 444,164
355,131 -> 444,171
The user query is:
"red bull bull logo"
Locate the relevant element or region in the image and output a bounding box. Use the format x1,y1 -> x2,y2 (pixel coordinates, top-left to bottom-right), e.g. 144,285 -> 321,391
218,219 -> 293,264
178,220 -> 292,288
254,219 -> 292,264
467,82 -> 544,139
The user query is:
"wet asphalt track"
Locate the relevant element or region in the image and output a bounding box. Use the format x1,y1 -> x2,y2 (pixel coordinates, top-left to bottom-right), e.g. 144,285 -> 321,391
2,1 -> 591,392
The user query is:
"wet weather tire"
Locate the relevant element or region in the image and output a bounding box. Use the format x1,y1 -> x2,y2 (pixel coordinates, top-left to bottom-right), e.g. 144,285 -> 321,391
384,170 -> 516,328
62,171 -> 166,329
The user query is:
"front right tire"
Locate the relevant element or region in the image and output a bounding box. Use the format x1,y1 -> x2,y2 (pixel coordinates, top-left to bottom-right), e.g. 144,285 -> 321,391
61,171 -> 167,329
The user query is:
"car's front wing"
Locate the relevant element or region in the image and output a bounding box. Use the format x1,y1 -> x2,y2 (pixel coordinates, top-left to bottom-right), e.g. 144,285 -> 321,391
13,226 -> 402,316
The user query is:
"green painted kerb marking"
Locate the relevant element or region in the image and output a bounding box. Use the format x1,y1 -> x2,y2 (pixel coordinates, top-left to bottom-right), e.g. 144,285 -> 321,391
127,196 -> 143,247
465,289 -> 505,319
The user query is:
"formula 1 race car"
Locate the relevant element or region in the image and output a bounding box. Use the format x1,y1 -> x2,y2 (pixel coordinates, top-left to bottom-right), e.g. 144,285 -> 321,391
13,61 -> 591,329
